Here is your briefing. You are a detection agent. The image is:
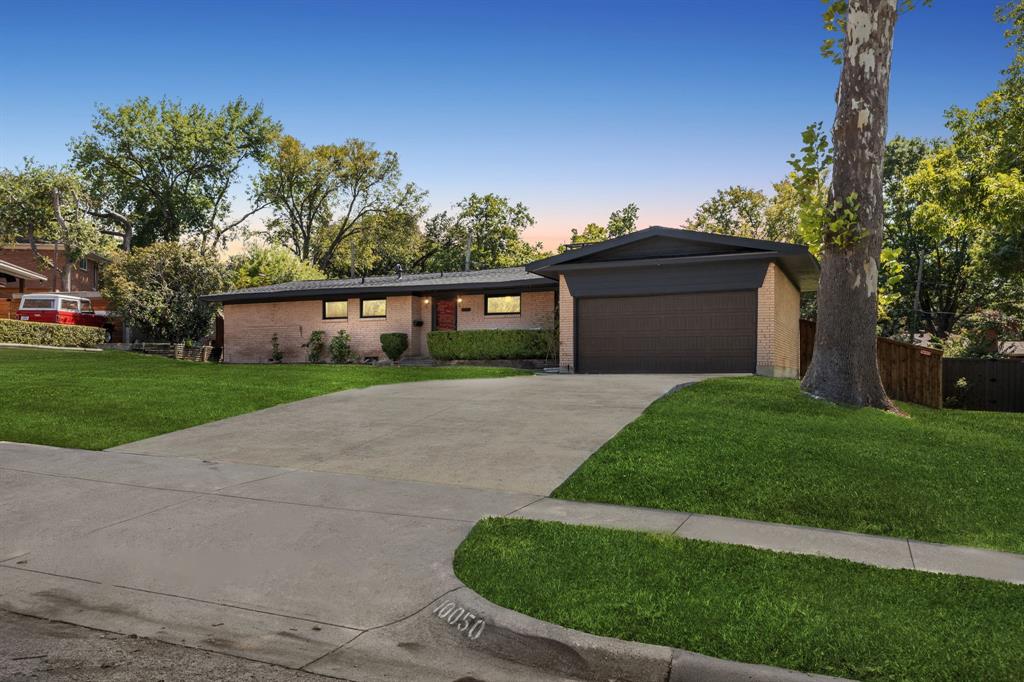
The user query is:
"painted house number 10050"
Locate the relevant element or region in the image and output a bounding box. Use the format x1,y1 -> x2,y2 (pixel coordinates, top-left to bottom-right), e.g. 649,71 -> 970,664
432,599 -> 486,640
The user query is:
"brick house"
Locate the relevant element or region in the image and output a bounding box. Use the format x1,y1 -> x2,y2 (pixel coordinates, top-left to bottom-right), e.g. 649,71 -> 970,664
206,227 -> 818,376
0,243 -> 118,333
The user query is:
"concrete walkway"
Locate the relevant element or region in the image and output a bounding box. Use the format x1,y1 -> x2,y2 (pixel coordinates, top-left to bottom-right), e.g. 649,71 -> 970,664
511,498 -> 1024,584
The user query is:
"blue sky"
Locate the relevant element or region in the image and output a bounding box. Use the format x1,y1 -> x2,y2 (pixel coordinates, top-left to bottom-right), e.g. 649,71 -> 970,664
0,0 -> 1009,248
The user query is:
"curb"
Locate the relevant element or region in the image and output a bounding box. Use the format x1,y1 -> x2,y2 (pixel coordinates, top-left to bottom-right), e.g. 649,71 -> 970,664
446,585 -> 852,682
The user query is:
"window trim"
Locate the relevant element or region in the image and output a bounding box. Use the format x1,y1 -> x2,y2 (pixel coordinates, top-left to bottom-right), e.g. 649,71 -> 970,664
484,293 -> 522,316
360,297 -> 388,319
322,299 -> 349,320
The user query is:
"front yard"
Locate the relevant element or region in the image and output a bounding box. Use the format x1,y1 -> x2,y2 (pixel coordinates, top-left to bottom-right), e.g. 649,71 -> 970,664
455,518 -> 1023,682
554,376 -> 1024,553
0,348 -> 525,450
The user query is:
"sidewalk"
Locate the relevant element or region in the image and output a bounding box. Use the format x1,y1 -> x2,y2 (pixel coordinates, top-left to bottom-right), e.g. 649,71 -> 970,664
510,498 -> 1024,584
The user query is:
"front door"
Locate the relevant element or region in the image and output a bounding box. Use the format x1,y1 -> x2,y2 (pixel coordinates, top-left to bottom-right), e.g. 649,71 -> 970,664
434,298 -> 457,331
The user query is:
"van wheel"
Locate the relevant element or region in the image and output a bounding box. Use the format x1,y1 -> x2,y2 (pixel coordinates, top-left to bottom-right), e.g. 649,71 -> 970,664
103,327 -> 113,343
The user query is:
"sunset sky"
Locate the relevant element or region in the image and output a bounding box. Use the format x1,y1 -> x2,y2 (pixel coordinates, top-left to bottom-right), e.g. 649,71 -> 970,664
0,0 -> 1009,249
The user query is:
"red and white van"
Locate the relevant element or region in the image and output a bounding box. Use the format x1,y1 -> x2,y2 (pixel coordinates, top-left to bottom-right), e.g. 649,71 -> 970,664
17,294 -> 114,342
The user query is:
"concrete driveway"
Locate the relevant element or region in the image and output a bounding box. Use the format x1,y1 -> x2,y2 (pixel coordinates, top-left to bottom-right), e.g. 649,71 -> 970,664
109,373 -> 701,494
1,373 -> 711,681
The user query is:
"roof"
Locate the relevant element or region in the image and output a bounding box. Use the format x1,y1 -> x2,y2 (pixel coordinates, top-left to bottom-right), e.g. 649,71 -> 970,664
527,226 -> 819,292
204,266 -> 555,304
0,258 -> 48,283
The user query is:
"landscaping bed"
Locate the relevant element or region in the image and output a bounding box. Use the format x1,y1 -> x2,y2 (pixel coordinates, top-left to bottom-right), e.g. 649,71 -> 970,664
0,348 -> 526,450
553,376 -> 1024,553
455,518 -> 1024,682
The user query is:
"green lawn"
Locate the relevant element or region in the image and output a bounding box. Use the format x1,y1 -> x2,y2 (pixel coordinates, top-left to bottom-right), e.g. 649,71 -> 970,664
455,518 -> 1024,682
0,348 -> 526,450
553,376 -> 1024,553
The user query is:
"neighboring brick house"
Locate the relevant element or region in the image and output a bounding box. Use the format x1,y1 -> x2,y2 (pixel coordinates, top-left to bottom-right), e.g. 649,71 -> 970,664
207,227 -> 818,375
0,243 -> 117,332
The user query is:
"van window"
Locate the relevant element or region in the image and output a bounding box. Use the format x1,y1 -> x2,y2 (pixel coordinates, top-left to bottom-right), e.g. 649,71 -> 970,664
20,298 -> 55,309
79,299 -> 94,314
60,298 -> 79,312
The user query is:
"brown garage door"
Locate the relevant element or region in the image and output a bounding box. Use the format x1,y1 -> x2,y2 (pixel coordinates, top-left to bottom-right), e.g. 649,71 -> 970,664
576,291 -> 756,373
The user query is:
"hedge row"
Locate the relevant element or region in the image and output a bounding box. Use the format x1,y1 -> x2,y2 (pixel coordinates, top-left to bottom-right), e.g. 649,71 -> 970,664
427,329 -> 555,360
0,318 -> 106,348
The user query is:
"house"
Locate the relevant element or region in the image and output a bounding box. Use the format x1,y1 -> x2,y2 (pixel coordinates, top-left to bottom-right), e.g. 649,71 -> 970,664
206,227 -> 819,375
0,243 -> 111,320
0,258 -> 49,316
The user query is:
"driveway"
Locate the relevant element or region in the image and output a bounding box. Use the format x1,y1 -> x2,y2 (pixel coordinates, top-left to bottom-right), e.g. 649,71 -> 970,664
108,373 -> 703,494
1,373 -> 711,681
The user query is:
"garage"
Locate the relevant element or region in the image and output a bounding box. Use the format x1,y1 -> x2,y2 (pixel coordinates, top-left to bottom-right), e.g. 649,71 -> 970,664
575,291 -> 757,373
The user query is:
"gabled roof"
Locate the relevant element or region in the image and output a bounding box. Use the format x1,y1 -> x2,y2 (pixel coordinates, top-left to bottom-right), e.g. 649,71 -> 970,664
527,226 -> 819,291
204,266 -> 554,304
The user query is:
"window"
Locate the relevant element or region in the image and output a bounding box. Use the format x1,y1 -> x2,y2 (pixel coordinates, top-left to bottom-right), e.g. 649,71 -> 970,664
21,297 -> 55,309
79,299 -> 94,314
60,298 -> 79,312
360,298 -> 387,318
485,294 -> 521,315
323,300 -> 348,319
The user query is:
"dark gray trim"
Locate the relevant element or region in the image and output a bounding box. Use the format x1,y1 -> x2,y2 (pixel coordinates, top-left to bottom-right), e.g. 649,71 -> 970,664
322,299 -> 349,320
360,298 -> 387,319
562,259 -> 771,299
484,293 -> 522,316
204,278 -> 555,304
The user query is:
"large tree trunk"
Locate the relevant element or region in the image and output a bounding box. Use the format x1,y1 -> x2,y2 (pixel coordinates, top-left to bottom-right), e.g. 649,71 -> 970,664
801,0 -> 897,410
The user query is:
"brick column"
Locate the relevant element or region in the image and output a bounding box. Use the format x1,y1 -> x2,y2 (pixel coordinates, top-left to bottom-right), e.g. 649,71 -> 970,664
558,275 -> 574,371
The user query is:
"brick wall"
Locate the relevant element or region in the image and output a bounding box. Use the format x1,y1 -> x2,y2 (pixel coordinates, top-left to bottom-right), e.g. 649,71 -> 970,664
222,290 -> 557,363
756,263 -> 800,378
222,295 -> 415,363
558,275 -> 574,371
453,291 -> 555,330
0,247 -> 100,292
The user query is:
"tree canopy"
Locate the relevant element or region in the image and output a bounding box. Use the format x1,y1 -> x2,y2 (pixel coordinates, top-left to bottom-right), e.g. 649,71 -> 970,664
71,97 -> 281,252
684,182 -> 801,243
227,244 -> 326,290
421,193 -> 546,271
561,203 -> 639,251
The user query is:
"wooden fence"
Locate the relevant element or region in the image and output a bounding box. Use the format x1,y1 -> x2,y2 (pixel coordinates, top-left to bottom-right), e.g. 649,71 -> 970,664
943,358 -> 1024,412
799,319 -> 944,408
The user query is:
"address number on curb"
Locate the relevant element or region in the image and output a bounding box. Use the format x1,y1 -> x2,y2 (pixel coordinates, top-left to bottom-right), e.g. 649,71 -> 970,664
432,600 -> 486,640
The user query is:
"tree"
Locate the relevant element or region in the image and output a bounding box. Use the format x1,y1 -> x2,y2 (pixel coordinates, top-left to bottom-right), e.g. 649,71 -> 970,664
324,207 -> 426,277
71,97 -> 281,252
561,203 -> 640,252
0,159 -> 109,289
420,193 -> 545,271
256,136 -> 425,273
102,242 -> 226,343
798,0 -> 901,410
684,182 -> 801,242
227,244 -> 326,289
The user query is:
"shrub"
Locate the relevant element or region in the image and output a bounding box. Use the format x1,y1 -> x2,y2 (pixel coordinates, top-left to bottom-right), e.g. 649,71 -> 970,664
380,332 -> 409,361
0,319 -> 105,348
269,333 -> 283,363
306,330 -> 326,363
329,330 -> 354,363
427,329 -> 555,361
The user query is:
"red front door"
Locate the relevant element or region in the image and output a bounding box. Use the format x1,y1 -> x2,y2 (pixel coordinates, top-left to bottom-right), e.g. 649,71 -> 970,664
435,298 -> 457,331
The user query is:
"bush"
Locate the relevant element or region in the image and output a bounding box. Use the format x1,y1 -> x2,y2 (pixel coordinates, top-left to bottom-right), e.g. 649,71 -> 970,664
329,330 -> 354,363
0,319 -> 106,348
380,332 -> 409,361
269,333 -> 283,363
306,330 -> 326,363
427,329 -> 555,361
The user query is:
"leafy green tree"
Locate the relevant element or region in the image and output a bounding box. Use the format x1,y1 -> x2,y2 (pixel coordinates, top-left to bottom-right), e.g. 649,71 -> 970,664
421,193 -> 545,271
684,182 -> 801,242
102,241 -> 226,343
0,159 -> 110,289
256,136 -> 425,273
560,203 -> 640,252
70,97 -> 280,252
227,244 -> 326,289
